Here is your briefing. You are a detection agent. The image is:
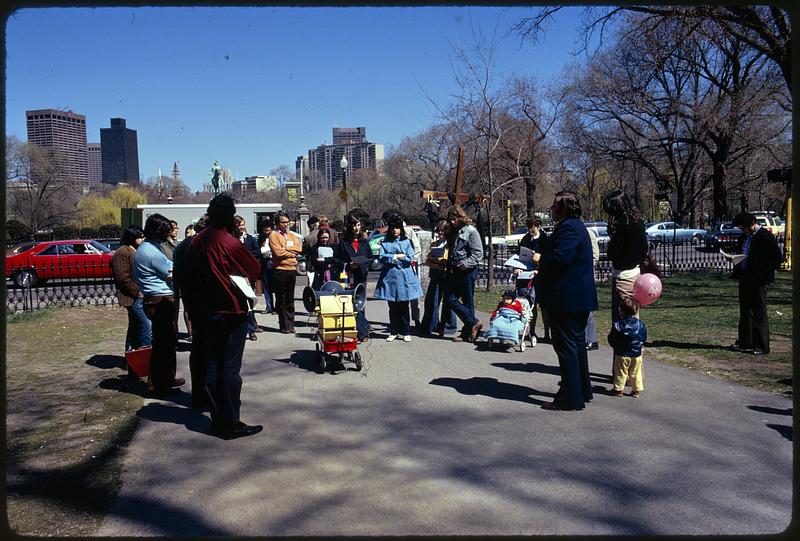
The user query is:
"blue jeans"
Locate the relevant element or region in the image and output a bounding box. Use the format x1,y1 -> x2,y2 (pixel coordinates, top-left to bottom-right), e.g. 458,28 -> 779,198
261,264 -> 274,312
125,297 -> 152,351
445,267 -> 478,330
421,268 -> 457,334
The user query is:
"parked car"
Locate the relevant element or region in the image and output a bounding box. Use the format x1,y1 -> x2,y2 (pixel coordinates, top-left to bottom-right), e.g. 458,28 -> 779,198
366,225 -> 423,271
705,222 -> 744,250
585,225 -> 610,259
752,211 -> 784,238
6,241 -> 39,257
583,221 -> 608,229
644,221 -> 707,245
5,239 -> 114,287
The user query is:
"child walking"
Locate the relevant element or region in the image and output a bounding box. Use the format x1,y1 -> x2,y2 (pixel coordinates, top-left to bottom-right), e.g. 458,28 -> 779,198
607,298 -> 648,397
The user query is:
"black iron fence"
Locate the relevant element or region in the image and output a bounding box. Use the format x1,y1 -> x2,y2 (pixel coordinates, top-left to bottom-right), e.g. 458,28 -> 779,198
476,236 -> 788,288
5,236 -> 787,312
5,257 -> 118,313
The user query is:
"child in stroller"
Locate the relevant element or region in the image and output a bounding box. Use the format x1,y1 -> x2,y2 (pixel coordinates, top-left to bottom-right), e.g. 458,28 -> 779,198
483,290 -> 535,351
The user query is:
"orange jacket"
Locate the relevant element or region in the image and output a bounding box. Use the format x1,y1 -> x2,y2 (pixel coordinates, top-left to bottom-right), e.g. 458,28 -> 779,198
269,230 -> 303,270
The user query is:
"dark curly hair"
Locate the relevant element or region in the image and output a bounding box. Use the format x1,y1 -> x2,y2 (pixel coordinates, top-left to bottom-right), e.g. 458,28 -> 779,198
120,225 -> 144,247
383,214 -> 407,242
207,192 -> 237,231
602,189 -> 641,224
553,191 -> 583,220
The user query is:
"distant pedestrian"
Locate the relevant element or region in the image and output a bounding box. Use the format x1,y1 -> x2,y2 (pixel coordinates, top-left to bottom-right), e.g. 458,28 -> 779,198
584,226 -> 600,351
607,298 -> 647,397
515,216 -> 549,342
257,220 -> 275,314
335,213 -> 372,341
269,211 -> 303,333
374,214 -> 423,342
603,189 -> 649,322
112,225 -> 152,353
420,219 -> 458,337
235,215 -> 262,341
727,212 -> 783,355
310,228 -> 342,290
318,215 -> 340,245
533,191 -> 597,411
160,220 -> 179,262
187,193 -> 263,439
302,215 -> 320,286
444,206 -> 484,343
134,213 -> 183,397
174,214 -> 208,409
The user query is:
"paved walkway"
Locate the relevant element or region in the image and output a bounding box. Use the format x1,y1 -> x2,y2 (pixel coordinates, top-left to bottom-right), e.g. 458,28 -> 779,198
97,281 -> 793,536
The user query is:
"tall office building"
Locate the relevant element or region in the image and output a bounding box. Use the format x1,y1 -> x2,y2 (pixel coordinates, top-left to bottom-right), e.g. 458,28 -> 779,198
100,118 -> 140,185
87,143 -> 102,185
307,127 -> 384,189
25,108 -> 89,186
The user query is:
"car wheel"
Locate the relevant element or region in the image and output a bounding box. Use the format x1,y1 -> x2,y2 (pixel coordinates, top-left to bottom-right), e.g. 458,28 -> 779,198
13,270 -> 36,288
369,258 -> 382,271
295,260 -> 307,277
691,234 -> 701,246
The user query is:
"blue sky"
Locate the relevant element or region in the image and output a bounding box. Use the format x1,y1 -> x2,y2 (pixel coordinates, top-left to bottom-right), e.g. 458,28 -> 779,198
5,6 -> 585,192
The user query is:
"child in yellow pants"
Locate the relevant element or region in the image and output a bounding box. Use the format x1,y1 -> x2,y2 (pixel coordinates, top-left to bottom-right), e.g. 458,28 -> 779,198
607,298 -> 648,397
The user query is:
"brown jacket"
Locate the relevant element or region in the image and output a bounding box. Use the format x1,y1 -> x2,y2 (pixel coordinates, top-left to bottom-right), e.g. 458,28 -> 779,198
112,245 -> 141,307
269,230 -> 303,271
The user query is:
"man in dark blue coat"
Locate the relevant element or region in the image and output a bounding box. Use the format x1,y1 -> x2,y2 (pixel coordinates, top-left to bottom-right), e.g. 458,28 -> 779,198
533,191 -> 598,411
234,215 -> 263,340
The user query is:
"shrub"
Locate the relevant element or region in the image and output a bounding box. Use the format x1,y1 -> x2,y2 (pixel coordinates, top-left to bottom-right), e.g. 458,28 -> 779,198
6,220 -> 33,243
79,227 -> 99,239
98,224 -> 122,239
52,225 -> 80,240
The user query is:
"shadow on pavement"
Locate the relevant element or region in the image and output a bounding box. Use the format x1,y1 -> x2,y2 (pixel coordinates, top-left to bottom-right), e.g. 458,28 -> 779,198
747,405 -> 792,416
86,354 -> 126,370
136,402 -> 210,436
430,376 -> 554,405
99,375 -> 190,409
765,424 -> 792,441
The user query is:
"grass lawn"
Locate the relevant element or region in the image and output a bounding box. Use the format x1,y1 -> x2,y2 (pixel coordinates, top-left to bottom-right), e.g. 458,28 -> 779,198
475,271 -> 793,396
5,306 -> 145,536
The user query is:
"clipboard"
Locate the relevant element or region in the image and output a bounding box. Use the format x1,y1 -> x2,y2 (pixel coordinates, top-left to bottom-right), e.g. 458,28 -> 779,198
719,248 -> 746,265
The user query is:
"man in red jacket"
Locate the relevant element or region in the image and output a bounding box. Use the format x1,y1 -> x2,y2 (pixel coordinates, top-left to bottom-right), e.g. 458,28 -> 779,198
187,193 -> 262,440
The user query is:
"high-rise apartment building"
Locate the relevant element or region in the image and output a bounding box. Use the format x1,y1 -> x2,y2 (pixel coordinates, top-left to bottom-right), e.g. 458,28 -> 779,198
25,108 -> 89,186
87,143 -> 102,185
332,127 -> 366,145
307,127 -> 384,190
100,118 -> 140,185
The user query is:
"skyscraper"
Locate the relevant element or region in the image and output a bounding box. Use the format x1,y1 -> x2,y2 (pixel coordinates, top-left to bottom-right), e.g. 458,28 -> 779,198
307,127 -> 384,189
25,108 -> 89,186
100,118 -> 140,185
87,143 -> 102,185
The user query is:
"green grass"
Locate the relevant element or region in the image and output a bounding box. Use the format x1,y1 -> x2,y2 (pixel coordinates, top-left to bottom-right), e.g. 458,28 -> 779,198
475,271 -> 793,395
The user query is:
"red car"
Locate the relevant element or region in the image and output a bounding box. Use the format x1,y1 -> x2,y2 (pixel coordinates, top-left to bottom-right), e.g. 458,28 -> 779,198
5,239 -> 114,287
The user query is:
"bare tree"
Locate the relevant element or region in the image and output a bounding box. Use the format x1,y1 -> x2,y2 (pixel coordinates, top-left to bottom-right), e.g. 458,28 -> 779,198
5,137 -> 82,230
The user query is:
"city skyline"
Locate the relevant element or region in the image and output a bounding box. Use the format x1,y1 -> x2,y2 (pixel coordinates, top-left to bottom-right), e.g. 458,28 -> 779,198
5,6 -> 585,192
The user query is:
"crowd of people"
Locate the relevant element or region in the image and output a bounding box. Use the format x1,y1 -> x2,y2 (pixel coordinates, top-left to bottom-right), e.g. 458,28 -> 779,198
111,188 -> 784,436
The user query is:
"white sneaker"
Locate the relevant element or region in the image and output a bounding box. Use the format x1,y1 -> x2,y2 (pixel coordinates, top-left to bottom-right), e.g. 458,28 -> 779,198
403,335 -> 411,342
386,334 -> 398,342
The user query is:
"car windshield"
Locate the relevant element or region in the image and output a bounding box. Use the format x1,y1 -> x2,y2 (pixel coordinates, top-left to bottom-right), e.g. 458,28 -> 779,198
13,243 -> 37,254
89,240 -> 111,253
596,227 -> 608,236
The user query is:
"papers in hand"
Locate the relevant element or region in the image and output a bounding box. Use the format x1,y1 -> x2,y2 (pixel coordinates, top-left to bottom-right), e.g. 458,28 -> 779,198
429,243 -> 446,258
317,246 -> 334,259
517,271 -> 535,280
518,246 -> 535,263
503,255 -> 534,270
719,248 -> 746,265
230,275 -> 257,309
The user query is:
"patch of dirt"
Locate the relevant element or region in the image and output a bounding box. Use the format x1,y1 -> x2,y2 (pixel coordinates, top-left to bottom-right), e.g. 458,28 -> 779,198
6,306 -> 144,536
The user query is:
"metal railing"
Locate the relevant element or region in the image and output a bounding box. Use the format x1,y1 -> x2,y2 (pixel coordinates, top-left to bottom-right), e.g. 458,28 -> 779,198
475,236 -> 787,288
5,257 -> 118,313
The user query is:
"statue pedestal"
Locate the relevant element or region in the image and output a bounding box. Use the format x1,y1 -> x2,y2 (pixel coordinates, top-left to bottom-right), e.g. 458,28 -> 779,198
298,196 -> 311,237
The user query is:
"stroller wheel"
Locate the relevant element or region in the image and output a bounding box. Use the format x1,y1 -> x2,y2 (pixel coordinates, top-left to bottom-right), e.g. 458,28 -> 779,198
530,334 -> 537,347
519,339 -> 526,352
354,351 -> 362,371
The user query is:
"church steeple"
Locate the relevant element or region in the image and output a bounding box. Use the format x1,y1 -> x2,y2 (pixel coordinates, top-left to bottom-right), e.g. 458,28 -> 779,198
172,161 -> 180,181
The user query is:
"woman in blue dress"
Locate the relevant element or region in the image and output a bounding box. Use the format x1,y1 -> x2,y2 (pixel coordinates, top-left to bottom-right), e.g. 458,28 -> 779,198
374,214 -> 424,342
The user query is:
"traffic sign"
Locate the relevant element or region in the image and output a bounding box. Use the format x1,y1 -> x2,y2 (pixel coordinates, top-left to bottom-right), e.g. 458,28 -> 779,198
658,201 -> 670,215
339,188 -> 348,202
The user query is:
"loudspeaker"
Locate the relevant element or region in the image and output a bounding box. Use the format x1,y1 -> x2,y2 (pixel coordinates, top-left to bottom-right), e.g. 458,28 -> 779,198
302,281 -> 366,313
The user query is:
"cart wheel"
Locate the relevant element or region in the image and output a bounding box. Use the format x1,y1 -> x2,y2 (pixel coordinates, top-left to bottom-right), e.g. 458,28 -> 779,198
530,334 -> 537,348
354,351 -> 362,371
316,344 -> 326,373
519,339 -> 526,352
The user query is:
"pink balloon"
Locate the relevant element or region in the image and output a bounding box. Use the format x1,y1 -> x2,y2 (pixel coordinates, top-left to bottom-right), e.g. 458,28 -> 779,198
633,273 -> 663,306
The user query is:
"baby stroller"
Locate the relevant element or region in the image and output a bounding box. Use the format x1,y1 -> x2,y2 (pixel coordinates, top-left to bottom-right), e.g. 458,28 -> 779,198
484,296 -> 536,352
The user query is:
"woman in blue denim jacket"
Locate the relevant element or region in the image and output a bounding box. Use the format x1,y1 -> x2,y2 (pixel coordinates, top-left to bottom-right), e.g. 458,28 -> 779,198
374,215 -> 424,342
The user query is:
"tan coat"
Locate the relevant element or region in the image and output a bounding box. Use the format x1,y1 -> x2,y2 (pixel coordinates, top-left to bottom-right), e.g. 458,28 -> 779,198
269,230 -> 303,271
111,245 -> 141,307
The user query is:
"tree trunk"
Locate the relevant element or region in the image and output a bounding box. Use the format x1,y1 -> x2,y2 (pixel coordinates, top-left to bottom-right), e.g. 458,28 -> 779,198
712,161 -> 729,222
486,201 -> 494,292
525,175 -> 536,220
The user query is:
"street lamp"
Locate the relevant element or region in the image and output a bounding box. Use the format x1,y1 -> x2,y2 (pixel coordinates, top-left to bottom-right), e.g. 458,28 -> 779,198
340,155 -> 349,222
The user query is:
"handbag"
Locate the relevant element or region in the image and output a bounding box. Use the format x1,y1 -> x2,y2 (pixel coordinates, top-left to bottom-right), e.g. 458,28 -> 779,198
125,346 -> 152,378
